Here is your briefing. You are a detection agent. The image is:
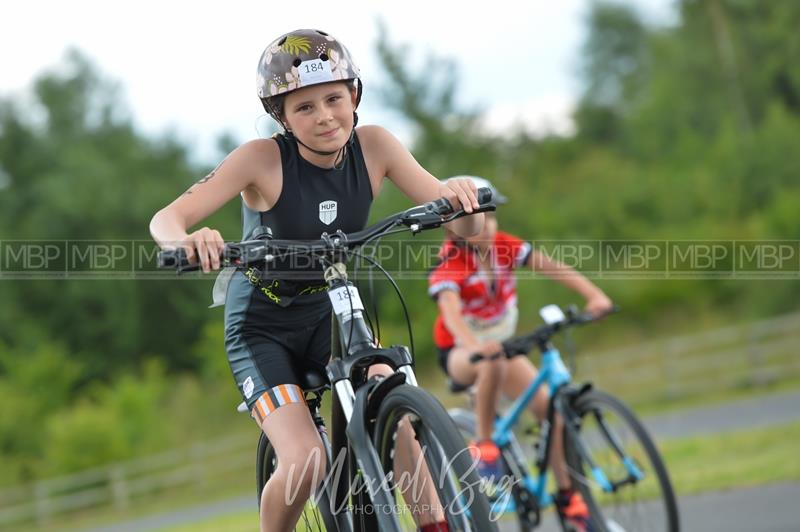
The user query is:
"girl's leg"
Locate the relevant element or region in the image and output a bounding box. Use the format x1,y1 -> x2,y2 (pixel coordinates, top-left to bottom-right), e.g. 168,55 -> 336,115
500,357 -> 572,489
257,400 -> 327,532
447,346 -> 507,440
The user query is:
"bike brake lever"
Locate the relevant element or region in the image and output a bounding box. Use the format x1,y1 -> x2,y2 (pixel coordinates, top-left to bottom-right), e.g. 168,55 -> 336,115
401,212 -> 448,230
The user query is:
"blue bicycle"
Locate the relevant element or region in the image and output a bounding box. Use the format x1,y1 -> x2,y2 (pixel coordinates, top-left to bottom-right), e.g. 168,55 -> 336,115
449,305 -> 679,532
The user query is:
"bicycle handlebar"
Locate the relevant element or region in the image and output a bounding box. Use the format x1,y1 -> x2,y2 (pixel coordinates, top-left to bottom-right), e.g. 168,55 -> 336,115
157,187 -> 496,273
468,304 -> 619,363
422,186 -> 493,217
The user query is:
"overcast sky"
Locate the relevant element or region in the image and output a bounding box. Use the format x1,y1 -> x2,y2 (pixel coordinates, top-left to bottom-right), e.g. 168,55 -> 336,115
1,0 -> 674,164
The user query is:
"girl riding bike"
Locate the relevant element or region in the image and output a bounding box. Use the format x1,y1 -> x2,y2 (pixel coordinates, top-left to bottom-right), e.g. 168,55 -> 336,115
428,176 -> 613,531
150,29 -> 484,532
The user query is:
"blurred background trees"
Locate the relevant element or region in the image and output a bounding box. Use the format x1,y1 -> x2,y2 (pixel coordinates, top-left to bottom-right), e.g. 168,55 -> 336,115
0,0 -> 798,485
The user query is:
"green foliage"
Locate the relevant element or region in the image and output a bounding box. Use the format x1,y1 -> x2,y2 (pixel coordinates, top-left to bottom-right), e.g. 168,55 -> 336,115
43,360 -> 171,475
575,2 -> 650,143
0,350 -> 243,484
45,401 -> 130,474
0,342 -> 81,483
190,319 -> 233,382
0,49 -> 238,377
0,50 -> 244,486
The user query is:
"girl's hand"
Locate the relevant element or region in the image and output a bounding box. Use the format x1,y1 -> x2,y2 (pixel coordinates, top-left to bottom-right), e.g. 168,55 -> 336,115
584,292 -> 614,318
440,177 -> 480,214
181,227 -> 225,273
478,340 -> 504,357
459,339 -> 503,358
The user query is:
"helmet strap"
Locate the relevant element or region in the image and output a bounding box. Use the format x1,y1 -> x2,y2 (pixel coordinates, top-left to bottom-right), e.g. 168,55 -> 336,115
264,95 -> 360,170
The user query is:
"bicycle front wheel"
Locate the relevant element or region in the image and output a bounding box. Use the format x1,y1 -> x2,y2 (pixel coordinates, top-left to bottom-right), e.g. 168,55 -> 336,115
257,432 -> 345,531
565,389 -> 680,532
373,385 -> 499,531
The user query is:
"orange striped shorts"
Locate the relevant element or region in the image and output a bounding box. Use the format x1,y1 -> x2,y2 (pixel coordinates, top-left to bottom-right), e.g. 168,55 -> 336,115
251,383 -> 307,424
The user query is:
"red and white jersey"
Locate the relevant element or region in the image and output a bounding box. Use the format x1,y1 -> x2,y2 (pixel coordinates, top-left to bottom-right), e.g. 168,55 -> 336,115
428,231 -> 533,349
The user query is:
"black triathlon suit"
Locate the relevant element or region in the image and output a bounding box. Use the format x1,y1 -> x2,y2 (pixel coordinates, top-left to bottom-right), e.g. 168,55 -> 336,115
224,132 -> 373,416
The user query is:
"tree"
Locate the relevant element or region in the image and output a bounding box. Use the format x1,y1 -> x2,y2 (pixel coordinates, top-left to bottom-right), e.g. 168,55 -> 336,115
574,2 -> 650,143
0,49 -> 238,378
373,20 -> 498,179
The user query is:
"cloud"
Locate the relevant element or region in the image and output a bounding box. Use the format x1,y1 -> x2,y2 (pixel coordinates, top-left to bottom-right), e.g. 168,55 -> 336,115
480,93 -> 576,138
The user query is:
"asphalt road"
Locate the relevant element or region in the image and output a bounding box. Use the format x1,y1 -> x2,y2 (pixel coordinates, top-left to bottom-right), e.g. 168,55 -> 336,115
504,482 -> 800,532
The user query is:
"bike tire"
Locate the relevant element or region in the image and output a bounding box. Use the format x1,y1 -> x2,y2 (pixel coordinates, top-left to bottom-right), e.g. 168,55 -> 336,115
565,389 -> 680,532
256,431 -> 344,531
373,385 -> 499,531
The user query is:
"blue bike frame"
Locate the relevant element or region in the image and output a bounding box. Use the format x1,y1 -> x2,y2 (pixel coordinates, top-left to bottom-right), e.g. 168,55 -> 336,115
490,348 -> 571,507
488,346 -> 643,508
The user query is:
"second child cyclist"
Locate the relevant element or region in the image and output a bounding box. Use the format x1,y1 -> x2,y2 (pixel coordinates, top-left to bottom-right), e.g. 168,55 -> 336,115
428,176 -> 614,532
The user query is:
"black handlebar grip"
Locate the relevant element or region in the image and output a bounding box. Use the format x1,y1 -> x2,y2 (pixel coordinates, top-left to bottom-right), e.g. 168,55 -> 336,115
157,248 -> 181,268
157,248 -> 192,269
425,186 -> 494,217
476,186 -> 493,205
425,197 -> 454,216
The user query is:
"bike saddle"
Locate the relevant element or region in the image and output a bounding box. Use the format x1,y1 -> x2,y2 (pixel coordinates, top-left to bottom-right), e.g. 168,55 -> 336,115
300,368 -> 330,392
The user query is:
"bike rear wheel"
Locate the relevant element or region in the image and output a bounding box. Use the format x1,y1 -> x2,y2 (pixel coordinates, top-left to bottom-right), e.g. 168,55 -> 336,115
373,385 -> 498,531
256,431 -> 345,531
565,389 -> 680,532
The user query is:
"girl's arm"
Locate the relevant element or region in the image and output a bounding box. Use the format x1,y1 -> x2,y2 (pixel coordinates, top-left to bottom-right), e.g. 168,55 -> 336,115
358,125 -> 483,237
527,250 -> 613,316
149,139 -> 279,271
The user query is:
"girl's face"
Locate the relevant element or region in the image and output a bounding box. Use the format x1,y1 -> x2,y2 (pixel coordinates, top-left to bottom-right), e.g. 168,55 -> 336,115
464,212 -> 497,251
282,81 -> 357,156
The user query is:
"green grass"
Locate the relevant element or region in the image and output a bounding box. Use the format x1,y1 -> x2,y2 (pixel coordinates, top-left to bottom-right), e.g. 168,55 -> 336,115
25,480 -> 254,532
660,421 -> 800,495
